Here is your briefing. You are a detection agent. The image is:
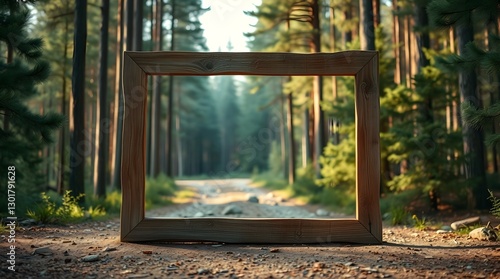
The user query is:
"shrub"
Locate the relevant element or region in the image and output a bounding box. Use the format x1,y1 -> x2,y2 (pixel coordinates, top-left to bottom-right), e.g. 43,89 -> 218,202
27,191 -> 85,224
145,174 -> 177,210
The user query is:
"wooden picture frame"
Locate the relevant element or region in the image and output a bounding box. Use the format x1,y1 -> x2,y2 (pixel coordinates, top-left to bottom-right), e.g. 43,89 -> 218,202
120,51 -> 381,244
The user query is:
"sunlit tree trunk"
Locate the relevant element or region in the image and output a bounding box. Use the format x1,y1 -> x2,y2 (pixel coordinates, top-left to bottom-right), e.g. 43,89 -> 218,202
392,0 -> 400,84
311,0 -> 325,177
329,4 -> 339,145
93,0 -> 110,199
110,0 -> 124,190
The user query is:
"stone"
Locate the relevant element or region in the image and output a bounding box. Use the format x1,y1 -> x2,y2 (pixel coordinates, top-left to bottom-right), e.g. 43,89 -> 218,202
82,254 -> 100,262
194,212 -> 204,217
469,227 -> 498,241
316,209 -> 329,217
451,216 -> 481,230
222,204 -> 243,215
247,195 -> 259,203
197,268 -> 210,275
102,246 -> 117,252
34,247 -> 53,256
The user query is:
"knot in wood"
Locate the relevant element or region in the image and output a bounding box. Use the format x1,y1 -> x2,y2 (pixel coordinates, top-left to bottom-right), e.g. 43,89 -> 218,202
360,81 -> 374,99
205,61 -> 214,70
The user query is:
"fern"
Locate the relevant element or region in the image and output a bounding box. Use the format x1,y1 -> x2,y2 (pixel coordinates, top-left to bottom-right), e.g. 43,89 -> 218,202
488,190 -> 500,218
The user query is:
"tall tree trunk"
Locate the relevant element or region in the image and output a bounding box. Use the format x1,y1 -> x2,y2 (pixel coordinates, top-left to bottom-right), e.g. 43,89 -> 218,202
302,108 -> 311,167
125,0 -> 134,48
415,1 -> 437,210
133,0 -> 143,51
280,90 -> 287,179
329,4 -> 340,144
165,0 -> 176,177
404,15 -> 412,87
392,0 -> 401,84
342,4 -> 352,46
70,0 -> 87,203
311,0 -> 325,177
57,6 -> 71,195
457,24 -> 488,210
372,0 -> 380,28
111,0 -> 134,190
175,91 -> 183,177
93,0 -> 110,199
111,0 -> 124,190
360,0 -> 375,50
150,0 -> 163,177
286,88 -> 296,184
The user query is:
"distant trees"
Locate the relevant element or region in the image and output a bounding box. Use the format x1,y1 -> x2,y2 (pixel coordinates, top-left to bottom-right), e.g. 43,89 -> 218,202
4,0 -> 499,213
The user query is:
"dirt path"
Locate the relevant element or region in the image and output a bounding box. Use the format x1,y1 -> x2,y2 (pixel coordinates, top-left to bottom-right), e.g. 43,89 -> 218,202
1,179 -> 500,278
147,179 -> 348,218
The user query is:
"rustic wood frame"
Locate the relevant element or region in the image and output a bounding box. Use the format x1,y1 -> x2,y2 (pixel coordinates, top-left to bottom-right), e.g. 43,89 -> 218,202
120,51 -> 381,244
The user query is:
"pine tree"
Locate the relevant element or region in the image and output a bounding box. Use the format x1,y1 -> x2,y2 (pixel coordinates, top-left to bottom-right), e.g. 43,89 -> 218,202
0,0 -> 64,216
428,0 -> 495,210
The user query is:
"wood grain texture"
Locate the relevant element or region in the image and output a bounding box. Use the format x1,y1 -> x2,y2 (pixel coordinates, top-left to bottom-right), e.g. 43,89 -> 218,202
355,54 -> 382,242
120,51 -> 382,244
127,51 -> 376,76
121,53 -> 148,240
122,218 -> 378,244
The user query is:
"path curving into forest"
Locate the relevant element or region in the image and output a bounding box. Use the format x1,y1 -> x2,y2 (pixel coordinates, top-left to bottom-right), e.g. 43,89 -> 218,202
147,178 -> 349,219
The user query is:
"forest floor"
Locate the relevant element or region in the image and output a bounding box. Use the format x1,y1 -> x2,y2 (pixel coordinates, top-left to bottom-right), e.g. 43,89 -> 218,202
1,179 -> 500,279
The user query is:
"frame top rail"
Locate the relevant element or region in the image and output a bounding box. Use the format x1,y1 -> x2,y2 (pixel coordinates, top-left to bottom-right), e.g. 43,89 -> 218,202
125,51 -> 377,76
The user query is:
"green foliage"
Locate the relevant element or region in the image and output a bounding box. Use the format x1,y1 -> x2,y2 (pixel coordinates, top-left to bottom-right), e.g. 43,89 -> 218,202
488,190 -> 500,218
267,141 -> 284,178
318,125 -> 356,190
27,191 -> 85,224
412,214 -> 428,230
388,206 -> 411,226
26,192 -> 57,224
294,165 -> 322,196
86,190 -> 121,215
382,61 -> 464,206
145,174 -> 177,210
86,206 -> 106,220
0,1 -> 64,215
427,0 -> 496,28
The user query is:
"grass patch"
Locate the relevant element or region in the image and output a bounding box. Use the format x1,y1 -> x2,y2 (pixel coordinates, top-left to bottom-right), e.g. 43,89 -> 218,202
86,190 -> 122,217
171,188 -> 197,203
412,214 -> 428,230
454,224 -> 484,235
145,174 -> 177,210
386,205 -> 411,226
252,167 -> 356,215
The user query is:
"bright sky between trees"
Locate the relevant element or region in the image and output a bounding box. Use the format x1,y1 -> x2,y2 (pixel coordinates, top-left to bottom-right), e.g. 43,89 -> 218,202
200,0 -> 262,51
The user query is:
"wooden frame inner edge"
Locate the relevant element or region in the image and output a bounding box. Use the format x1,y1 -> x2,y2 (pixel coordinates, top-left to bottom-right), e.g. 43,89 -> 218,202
120,51 -> 381,244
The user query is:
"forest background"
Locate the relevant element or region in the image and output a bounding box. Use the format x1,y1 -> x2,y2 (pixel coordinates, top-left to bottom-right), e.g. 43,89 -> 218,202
1,0 -> 500,223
